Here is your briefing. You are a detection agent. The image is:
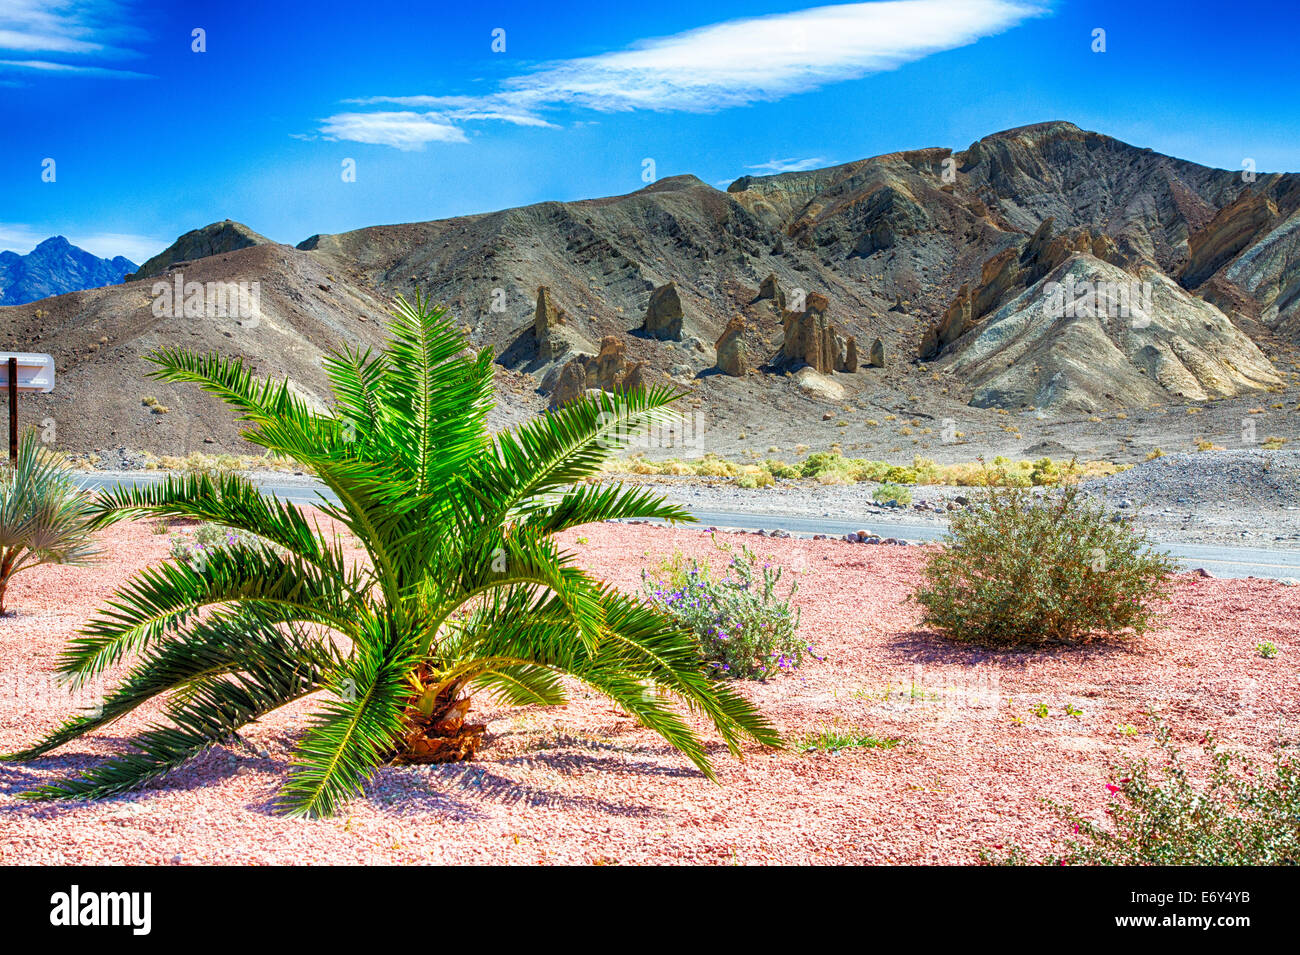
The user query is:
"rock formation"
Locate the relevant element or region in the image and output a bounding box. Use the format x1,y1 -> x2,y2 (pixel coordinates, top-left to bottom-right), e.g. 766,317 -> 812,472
642,282 -> 684,339
533,286 -> 569,360
545,336 -> 651,408
867,338 -> 885,368
755,273 -> 785,309
1182,191 -> 1279,288
714,316 -> 747,376
920,218 -> 1129,359
778,293 -> 857,373
943,255 -> 1281,412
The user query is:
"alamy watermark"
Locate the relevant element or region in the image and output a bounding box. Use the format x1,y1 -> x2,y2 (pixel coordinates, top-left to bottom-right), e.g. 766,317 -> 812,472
1044,277 -> 1154,326
152,274 -> 261,324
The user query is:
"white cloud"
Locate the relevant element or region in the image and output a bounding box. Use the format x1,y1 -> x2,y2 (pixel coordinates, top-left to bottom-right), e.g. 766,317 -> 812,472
0,1 -> 147,78
746,157 -> 829,174
323,0 -> 1044,148
0,223 -> 166,264
319,112 -> 470,151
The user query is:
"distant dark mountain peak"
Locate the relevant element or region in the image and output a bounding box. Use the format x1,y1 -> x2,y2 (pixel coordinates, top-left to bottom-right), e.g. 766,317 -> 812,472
0,237 -> 137,306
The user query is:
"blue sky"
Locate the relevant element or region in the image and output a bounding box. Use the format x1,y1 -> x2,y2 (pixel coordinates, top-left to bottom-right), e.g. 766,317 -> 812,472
2,0 -> 1298,264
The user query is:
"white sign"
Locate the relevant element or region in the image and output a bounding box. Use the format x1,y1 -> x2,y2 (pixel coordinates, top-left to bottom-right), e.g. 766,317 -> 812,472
0,353 -> 55,393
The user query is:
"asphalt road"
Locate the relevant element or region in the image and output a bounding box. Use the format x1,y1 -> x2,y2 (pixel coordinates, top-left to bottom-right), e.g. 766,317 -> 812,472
75,472 -> 1300,582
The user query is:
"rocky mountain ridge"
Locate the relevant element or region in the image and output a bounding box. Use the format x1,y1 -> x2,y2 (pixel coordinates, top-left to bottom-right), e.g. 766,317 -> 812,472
3,121 -> 1297,461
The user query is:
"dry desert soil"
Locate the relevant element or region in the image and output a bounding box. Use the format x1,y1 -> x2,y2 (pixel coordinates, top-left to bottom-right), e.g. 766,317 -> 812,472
1,516 -> 1296,865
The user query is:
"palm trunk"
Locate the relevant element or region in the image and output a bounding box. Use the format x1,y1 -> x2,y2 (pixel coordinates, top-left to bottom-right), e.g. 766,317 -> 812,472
391,671 -> 486,765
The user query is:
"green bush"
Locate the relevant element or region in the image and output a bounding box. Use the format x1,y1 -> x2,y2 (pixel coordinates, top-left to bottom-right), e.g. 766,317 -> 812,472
764,458 -> 800,480
643,538 -> 805,679
872,481 -> 913,507
799,451 -> 849,480
913,485 -> 1176,645
988,718 -> 1300,865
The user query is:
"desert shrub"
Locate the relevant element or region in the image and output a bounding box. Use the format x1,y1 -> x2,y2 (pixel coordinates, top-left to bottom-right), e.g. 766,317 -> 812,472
988,718 -> 1300,865
913,484 -> 1176,645
764,458 -> 799,480
691,454 -> 740,477
643,539 -> 805,679
872,481 -> 912,507
736,468 -> 775,489
168,522 -> 263,567
799,451 -> 849,480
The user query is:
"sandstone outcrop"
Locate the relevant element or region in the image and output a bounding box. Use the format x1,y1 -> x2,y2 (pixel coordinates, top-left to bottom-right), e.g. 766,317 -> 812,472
545,335 -> 651,408
642,282 -> 685,339
714,316 -> 747,376
777,293 -> 857,374
942,255 -> 1281,413
533,286 -> 571,360
1183,191 -> 1279,288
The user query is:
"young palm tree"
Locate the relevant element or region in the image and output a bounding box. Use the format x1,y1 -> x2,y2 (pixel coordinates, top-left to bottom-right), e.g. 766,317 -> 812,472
0,430 -> 100,615
6,294 -> 779,817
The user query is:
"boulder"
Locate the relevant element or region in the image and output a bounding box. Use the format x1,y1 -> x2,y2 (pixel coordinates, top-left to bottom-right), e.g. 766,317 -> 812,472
642,282 -> 684,339
714,316 -> 747,376
867,337 -> 885,368
755,273 -> 786,308
547,357 -> 589,408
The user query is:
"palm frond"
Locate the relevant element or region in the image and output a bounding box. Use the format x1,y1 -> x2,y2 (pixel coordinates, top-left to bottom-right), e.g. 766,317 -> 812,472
59,544 -> 357,685
277,615 -> 415,817
20,636 -> 328,802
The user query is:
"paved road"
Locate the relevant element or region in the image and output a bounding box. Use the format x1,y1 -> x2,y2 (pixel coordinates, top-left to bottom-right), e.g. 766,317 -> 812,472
76,473 -> 1300,582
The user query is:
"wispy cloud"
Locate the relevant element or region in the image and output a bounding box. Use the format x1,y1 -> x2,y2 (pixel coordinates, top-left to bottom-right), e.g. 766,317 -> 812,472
0,1 -> 148,79
321,0 -> 1043,149
0,223 -> 165,264
746,157 -> 829,174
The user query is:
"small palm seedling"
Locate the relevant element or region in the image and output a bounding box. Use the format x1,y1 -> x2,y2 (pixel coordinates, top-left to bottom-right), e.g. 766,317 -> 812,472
6,294 -> 779,816
0,431 -> 99,616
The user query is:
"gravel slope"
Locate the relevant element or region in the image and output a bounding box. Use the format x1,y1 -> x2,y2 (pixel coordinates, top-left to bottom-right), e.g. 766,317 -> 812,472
1,517 -> 1297,865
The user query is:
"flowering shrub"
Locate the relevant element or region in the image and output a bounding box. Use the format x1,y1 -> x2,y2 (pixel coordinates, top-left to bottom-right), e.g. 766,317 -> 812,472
642,538 -> 806,679
913,484 -> 1176,646
987,718 -> 1300,865
169,522 -> 262,567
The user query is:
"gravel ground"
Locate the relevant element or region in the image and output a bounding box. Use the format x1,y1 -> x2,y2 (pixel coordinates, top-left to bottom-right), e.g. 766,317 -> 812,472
1,516 -> 1297,865
1079,449 -> 1300,546
627,452 -> 1300,548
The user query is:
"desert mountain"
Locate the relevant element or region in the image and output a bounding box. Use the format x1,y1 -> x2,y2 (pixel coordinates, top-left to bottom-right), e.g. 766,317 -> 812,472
3,121 -> 1298,460
0,237 -> 136,306
126,220 -> 273,280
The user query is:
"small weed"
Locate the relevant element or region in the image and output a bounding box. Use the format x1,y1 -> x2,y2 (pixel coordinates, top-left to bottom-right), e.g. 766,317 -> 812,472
1258,641 -> 1279,659
796,725 -> 901,753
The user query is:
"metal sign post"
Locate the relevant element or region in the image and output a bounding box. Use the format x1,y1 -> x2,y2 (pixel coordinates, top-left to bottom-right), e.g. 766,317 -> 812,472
0,353 -> 56,463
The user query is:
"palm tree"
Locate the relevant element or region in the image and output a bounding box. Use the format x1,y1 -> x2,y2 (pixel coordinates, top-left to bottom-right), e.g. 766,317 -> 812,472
6,294 -> 779,817
0,430 -> 99,616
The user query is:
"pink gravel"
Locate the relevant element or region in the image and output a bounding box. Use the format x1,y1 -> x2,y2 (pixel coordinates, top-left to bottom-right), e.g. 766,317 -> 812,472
1,516 -> 1297,865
